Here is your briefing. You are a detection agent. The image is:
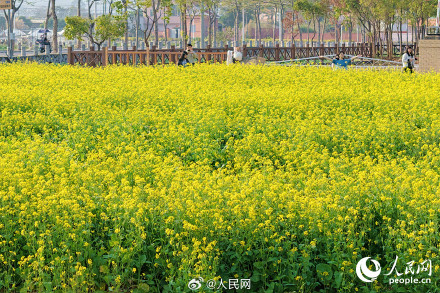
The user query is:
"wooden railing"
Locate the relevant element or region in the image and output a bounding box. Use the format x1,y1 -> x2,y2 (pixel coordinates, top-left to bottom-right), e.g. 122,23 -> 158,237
67,46 -> 227,66
67,42 -> 417,67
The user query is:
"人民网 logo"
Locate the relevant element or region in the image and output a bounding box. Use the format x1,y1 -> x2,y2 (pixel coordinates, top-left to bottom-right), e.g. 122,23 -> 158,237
356,257 -> 382,283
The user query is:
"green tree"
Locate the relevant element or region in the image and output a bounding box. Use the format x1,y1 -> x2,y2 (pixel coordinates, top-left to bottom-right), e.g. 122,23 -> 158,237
64,14 -> 126,50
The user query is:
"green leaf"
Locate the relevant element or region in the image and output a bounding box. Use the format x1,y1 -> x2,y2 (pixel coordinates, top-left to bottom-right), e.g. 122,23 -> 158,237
334,271 -> 343,288
251,271 -> 260,282
316,263 -> 333,282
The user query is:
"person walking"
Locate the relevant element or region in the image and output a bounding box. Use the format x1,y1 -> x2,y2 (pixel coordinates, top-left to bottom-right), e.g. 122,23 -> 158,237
402,46 -> 416,73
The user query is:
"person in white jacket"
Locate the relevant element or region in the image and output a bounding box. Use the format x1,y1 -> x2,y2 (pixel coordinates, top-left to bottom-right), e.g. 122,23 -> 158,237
402,46 -> 415,73
226,47 -> 243,65
233,47 -> 243,63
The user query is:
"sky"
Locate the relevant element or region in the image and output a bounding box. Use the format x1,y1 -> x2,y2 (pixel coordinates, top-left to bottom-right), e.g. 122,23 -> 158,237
22,0 -> 76,9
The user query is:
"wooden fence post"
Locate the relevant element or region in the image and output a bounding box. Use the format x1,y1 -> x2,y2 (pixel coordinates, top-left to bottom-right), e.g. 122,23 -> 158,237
133,45 -> 138,65
67,46 -> 73,65
291,43 -> 295,60
102,47 -> 108,66
259,44 -> 264,58
111,45 -> 117,64
207,45 -> 212,63
319,45 -> 324,60
170,45 -> 176,64
275,43 -> 280,61
242,44 -> 247,60
89,46 -> 94,66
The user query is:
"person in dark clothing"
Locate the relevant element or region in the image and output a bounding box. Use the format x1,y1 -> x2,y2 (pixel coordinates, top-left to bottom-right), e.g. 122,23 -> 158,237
178,51 -> 190,67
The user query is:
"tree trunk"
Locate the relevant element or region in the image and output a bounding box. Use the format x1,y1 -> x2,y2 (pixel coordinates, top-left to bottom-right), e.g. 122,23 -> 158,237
399,10 -> 402,54
153,1 -> 159,46
273,7 -> 277,43
51,0 -> 58,52
179,6 -> 183,44
213,5 -> 218,46
415,20 -> 418,44
291,12 -> 295,43
234,7 -> 239,43
87,0 -> 94,44
4,10 -> 15,54
124,0 -> 128,47
77,0 -> 81,49
317,18 -> 321,44
208,8 -> 212,46
189,18 -> 193,43
311,17 -> 316,45
279,7 -> 284,42
200,3 -> 204,47
255,8 -> 258,43
45,0 -> 51,30
307,20 -> 310,44
213,15 -> 217,45
163,9 -> 168,43
258,6 -> 262,43
183,4 -> 187,47
135,8 -> 139,47
348,20 -> 352,44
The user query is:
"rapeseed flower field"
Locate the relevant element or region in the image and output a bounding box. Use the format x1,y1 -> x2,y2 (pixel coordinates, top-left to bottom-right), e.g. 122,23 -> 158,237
0,63 -> 439,292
